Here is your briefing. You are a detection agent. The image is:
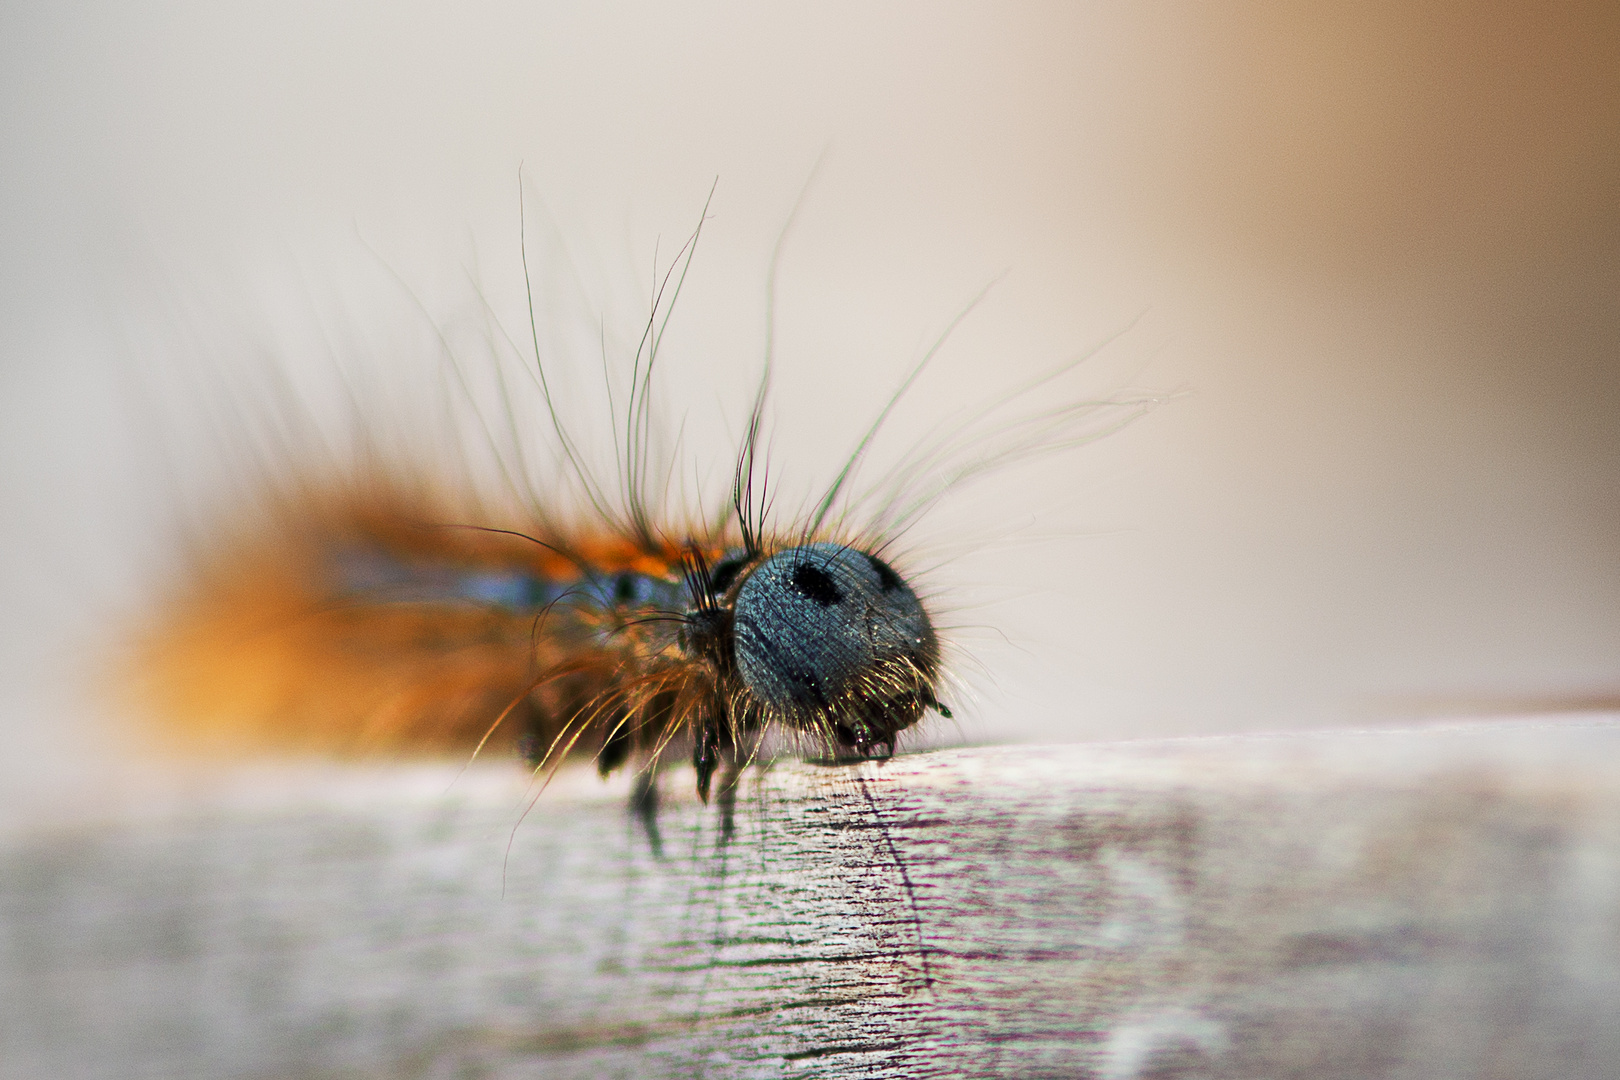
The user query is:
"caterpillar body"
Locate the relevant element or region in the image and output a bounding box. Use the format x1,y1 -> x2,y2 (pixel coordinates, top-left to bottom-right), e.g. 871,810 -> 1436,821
136,470 -> 945,835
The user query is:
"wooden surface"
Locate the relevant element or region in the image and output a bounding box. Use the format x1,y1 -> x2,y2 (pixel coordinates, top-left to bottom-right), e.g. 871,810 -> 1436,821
4,718 -> 1620,1079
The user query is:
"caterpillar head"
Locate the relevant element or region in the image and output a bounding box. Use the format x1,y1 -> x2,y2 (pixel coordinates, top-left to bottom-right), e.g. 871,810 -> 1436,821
730,542 -> 942,756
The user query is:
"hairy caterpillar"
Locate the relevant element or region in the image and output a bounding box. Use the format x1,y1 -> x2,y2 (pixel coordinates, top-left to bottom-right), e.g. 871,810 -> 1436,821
128,188 -> 1148,841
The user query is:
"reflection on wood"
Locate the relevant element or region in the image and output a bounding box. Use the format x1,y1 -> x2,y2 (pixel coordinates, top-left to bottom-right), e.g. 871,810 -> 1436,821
3,718 -> 1619,1078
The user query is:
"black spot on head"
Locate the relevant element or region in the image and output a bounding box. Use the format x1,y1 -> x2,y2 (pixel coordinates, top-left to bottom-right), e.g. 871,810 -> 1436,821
865,553 -> 904,593
790,563 -> 843,607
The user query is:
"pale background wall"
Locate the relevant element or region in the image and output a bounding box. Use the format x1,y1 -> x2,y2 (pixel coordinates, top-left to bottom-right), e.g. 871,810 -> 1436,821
2,0 -> 1617,816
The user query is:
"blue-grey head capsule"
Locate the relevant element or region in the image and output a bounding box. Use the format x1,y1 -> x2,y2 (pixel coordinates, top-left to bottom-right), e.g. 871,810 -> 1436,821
732,542 -> 938,749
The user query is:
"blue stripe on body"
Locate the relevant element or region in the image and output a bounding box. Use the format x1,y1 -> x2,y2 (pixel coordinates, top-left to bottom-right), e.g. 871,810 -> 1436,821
330,549 -> 687,614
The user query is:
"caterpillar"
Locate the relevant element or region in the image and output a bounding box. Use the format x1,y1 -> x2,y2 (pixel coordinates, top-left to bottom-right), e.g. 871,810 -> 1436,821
127,187 -> 1148,841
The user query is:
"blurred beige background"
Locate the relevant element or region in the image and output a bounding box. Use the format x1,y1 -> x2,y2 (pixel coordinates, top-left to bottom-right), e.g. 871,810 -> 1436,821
2,0 -> 1616,813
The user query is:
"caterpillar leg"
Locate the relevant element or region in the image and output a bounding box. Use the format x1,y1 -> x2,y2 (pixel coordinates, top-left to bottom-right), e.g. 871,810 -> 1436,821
692,721 -> 726,804
692,720 -> 753,843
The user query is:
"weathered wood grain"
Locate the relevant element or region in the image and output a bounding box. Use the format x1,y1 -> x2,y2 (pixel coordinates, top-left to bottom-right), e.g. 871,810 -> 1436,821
4,718 -> 1620,1078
